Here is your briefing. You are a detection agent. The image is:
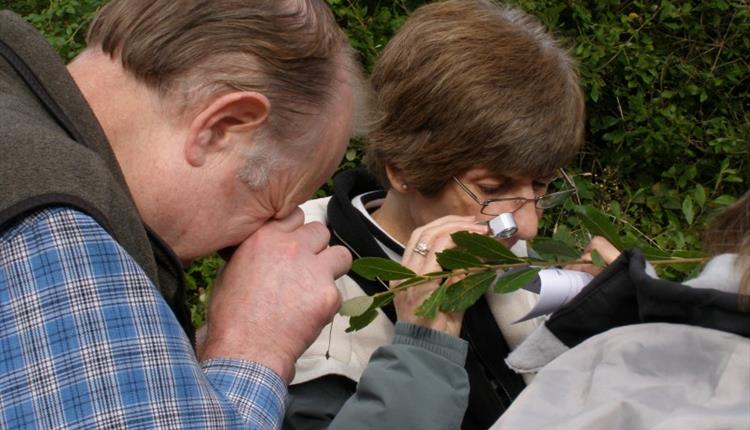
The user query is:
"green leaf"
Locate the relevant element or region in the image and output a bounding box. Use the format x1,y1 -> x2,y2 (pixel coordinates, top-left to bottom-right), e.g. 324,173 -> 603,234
610,201 -> 621,218
451,231 -> 523,263
713,195 -> 737,206
682,196 -> 694,225
531,238 -> 580,262
414,283 -> 447,319
440,271 -> 497,312
694,185 -> 706,208
345,309 -> 379,332
667,250 -> 708,274
493,268 -> 540,294
672,250 -> 708,259
574,205 -> 624,249
591,249 -> 606,268
393,275 -> 429,289
338,295 -> 374,317
639,246 -> 670,260
342,291 -> 394,331
351,257 -> 416,281
436,249 -> 483,270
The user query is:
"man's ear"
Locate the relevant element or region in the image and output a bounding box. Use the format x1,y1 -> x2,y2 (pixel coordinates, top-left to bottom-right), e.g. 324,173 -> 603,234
184,92 -> 270,167
385,163 -> 408,193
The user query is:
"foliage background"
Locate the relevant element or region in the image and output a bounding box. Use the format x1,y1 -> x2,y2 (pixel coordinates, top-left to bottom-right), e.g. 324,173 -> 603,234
5,0 -> 747,327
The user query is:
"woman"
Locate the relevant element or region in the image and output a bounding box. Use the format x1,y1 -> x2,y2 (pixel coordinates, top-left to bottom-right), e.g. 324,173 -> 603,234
285,1 -> 585,429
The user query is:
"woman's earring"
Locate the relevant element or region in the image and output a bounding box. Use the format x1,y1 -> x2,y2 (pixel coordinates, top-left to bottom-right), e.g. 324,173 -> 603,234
401,184 -> 408,190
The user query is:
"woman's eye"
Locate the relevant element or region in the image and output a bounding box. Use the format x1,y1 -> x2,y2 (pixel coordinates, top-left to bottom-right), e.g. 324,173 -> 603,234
478,185 -> 504,196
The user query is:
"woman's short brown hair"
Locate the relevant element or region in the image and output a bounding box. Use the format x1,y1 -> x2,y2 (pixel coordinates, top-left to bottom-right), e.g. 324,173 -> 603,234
366,0 -> 585,195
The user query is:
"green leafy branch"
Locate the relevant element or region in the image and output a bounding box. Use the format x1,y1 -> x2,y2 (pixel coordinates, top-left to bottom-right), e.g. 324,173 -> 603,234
338,205 -> 709,332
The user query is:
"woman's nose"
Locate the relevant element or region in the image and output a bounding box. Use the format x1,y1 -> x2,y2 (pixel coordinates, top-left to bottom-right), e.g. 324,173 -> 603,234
512,185 -> 540,240
513,201 -> 540,240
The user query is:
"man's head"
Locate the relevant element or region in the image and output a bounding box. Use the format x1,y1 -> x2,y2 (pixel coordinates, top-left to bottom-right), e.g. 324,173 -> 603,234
71,0 -> 365,262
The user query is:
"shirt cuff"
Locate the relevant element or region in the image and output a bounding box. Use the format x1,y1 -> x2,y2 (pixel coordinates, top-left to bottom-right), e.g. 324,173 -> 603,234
393,322 -> 468,365
201,358 -> 287,429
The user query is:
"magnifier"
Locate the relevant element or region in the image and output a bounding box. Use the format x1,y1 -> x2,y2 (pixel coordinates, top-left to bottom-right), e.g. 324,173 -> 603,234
487,213 -> 518,239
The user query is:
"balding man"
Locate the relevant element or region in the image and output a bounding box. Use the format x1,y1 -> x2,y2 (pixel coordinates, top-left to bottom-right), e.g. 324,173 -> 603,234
0,1 -> 363,427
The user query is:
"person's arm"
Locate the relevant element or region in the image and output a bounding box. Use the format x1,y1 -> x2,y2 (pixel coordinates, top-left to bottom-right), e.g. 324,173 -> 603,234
283,323 -> 469,430
0,207 -> 284,428
284,375 -> 357,430
329,323 -> 469,430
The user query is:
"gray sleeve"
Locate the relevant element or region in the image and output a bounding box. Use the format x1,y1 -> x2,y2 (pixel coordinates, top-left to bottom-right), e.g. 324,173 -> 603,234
284,322 -> 469,430
330,322 -> 469,430
283,375 -> 356,430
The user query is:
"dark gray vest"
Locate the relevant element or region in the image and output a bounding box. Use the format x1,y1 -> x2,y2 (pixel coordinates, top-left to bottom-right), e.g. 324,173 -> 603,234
0,11 -> 194,343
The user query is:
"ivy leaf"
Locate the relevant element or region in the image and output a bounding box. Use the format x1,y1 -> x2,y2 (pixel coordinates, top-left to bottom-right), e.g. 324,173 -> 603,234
574,205 -> 624,249
451,231 -> 522,263
338,295 -> 374,317
352,257 -> 416,281
591,249 -> 606,268
494,268 -> 540,294
415,283 -> 447,319
345,309 -> 379,332
531,237 -> 580,262
436,249 -> 483,269
440,271 -> 496,312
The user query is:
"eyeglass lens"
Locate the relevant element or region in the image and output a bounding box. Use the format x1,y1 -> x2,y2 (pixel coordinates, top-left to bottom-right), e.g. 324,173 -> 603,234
481,190 -> 575,215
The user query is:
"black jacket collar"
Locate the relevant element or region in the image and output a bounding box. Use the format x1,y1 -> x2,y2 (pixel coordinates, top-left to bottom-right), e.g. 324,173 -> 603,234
327,169 -> 399,322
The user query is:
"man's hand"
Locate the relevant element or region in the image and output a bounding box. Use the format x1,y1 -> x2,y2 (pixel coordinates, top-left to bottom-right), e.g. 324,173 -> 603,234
200,208 -> 351,382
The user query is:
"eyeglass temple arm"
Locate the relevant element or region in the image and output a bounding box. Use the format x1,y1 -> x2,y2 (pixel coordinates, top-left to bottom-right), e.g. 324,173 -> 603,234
557,168 -> 583,208
558,168 -> 577,190
452,177 -> 483,204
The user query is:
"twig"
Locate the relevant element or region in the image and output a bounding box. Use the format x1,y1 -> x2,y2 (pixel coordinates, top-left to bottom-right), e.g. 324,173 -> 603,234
369,256 -> 710,299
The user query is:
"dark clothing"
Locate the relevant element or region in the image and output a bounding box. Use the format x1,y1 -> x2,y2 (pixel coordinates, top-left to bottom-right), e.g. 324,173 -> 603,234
0,10 -> 193,342
546,249 -> 750,346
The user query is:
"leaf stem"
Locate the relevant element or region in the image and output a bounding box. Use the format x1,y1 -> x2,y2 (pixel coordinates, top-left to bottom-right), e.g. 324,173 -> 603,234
369,256 -> 710,299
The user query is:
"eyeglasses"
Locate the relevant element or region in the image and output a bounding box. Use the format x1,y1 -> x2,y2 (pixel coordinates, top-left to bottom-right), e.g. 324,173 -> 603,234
452,169 -> 577,216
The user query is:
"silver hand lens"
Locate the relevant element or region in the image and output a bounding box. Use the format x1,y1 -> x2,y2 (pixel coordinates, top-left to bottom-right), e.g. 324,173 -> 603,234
488,213 -> 518,239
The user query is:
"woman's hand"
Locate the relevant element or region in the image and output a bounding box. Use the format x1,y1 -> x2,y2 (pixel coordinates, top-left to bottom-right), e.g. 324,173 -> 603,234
395,215 -> 490,337
565,236 -> 621,276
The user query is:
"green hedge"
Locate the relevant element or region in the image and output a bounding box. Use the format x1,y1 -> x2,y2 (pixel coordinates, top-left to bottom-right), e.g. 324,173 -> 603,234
9,0 -> 748,327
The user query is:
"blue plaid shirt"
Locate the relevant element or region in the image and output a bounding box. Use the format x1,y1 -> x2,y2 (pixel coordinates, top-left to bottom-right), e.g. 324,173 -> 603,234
0,207 -> 286,429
